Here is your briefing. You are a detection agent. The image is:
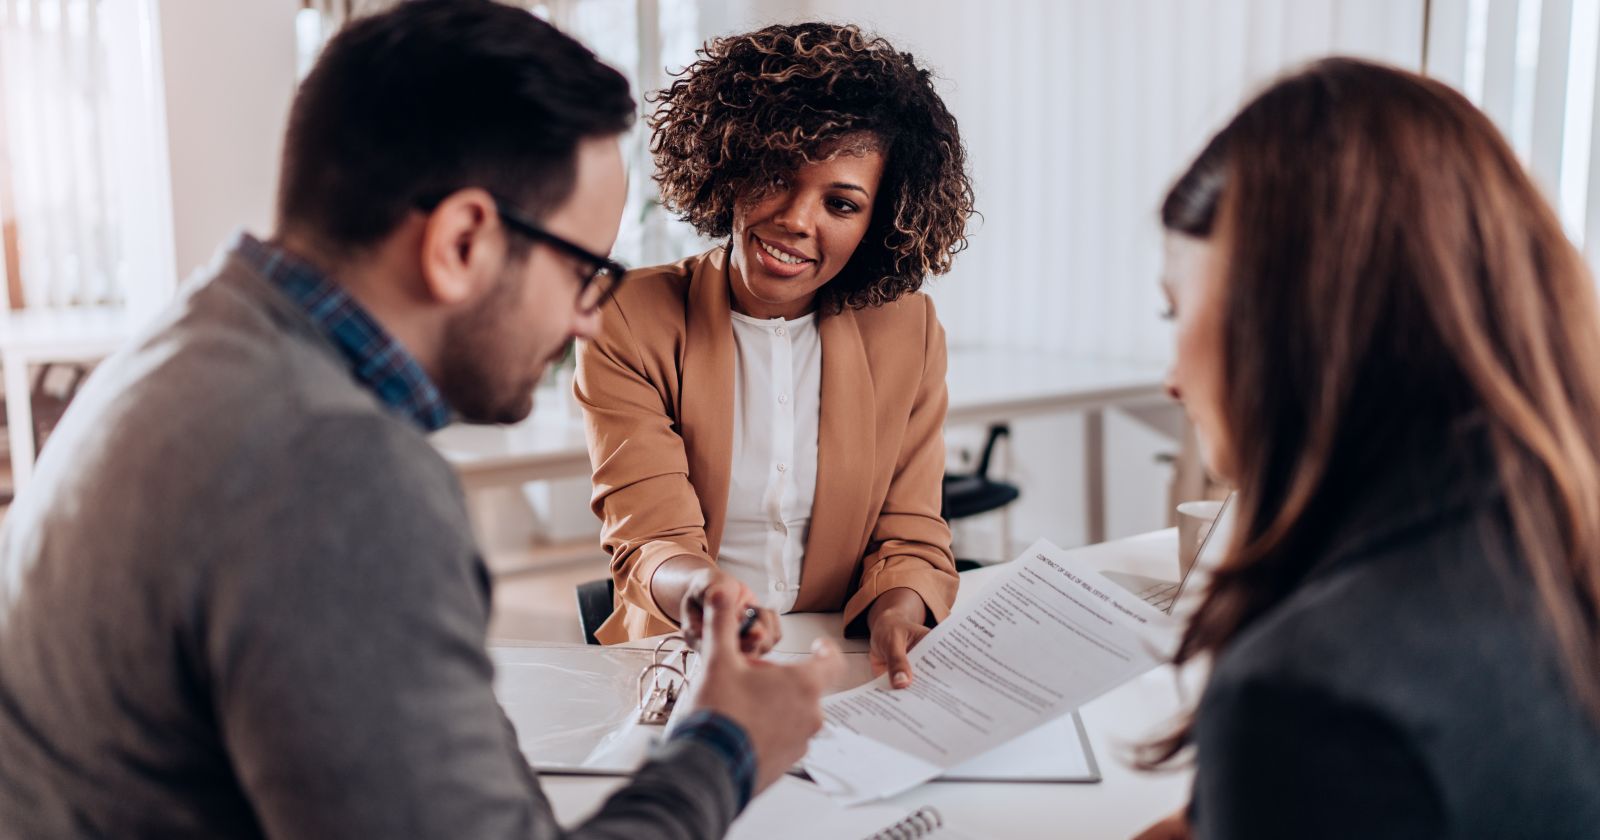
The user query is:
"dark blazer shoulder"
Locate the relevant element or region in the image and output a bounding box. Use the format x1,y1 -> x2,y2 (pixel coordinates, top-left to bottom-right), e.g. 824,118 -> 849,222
1196,502 -> 1600,837
1209,506 -> 1521,698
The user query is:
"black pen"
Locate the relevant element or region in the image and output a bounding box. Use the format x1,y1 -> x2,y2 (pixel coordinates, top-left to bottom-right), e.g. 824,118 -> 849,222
738,606 -> 761,638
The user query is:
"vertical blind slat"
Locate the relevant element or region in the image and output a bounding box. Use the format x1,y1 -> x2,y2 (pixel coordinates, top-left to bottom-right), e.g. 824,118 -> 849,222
1531,0 -> 1575,199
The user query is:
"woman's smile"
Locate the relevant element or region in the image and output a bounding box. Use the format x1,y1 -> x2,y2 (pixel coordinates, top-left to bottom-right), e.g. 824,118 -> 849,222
750,233 -> 816,278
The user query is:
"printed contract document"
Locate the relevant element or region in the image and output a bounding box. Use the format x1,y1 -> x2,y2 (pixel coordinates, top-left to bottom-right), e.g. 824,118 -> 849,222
801,539 -> 1179,802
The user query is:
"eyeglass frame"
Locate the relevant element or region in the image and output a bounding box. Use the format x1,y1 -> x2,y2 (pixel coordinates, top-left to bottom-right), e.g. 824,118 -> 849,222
414,191 -> 628,314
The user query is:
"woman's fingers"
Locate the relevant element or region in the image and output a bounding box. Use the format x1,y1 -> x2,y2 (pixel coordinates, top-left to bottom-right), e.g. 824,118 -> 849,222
869,619 -> 919,688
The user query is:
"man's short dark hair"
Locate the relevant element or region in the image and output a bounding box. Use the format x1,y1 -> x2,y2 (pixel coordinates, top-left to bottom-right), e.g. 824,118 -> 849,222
276,0 -> 634,255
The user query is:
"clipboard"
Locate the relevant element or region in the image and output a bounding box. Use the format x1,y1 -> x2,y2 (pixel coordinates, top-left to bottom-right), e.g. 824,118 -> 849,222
491,638 -> 699,775
490,640 -> 1100,784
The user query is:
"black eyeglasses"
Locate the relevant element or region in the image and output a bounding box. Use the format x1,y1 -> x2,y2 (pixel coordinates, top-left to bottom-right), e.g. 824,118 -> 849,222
415,191 -> 627,314
492,199 -> 628,314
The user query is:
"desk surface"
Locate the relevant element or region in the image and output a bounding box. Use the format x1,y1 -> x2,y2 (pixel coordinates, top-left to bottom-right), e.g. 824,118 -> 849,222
528,529 -> 1193,839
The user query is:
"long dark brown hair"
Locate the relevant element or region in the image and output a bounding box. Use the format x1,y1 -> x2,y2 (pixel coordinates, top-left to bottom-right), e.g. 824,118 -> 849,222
1147,57 -> 1600,765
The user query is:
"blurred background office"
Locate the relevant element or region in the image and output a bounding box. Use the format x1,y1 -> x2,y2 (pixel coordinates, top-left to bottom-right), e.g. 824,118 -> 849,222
2,0 -> 1597,637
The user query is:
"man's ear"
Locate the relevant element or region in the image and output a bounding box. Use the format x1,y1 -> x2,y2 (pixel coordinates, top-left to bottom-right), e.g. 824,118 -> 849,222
418,187 -> 502,306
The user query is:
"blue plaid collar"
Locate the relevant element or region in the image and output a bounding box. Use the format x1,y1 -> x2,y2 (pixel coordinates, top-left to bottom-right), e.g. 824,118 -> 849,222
234,233 -> 453,432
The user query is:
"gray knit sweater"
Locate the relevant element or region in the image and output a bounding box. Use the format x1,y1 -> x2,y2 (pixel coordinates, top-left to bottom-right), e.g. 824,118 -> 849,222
0,249 -> 739,839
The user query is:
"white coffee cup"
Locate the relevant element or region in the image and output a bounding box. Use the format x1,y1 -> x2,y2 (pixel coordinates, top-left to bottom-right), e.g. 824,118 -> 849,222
1176,499 -> 1225,572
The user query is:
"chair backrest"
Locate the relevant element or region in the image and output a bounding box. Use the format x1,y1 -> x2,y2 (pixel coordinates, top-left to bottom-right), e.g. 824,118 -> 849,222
575,577 -> 615,646
941,424 -> 1020,522
973,423 -> 1010,478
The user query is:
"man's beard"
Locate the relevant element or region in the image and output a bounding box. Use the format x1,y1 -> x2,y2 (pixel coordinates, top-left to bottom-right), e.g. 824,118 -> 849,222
437,265 -> 539,425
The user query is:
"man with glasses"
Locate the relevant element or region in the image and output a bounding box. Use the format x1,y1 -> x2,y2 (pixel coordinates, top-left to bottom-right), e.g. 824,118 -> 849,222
0,2 -> 839,838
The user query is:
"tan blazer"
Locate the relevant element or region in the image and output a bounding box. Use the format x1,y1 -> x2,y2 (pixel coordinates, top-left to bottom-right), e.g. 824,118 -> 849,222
575,247 -> 957,643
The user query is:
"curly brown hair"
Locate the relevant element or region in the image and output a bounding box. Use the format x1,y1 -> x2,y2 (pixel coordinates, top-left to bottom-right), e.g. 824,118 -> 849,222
648,22 -> 975,311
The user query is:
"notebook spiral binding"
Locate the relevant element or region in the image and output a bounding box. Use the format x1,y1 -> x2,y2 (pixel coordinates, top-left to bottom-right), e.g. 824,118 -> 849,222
866,806 -> 944,839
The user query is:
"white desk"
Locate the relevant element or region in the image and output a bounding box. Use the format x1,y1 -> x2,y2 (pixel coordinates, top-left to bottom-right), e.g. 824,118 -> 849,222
435,349 -> 1170,542
529,529 -> 1193,839
1,305 -> 141,494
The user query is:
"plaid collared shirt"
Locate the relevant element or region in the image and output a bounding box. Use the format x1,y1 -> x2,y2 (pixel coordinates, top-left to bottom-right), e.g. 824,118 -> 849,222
234,233 -> 452,432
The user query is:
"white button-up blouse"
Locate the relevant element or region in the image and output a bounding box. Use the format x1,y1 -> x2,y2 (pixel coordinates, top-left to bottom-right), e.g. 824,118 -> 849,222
717,310 -> 822,612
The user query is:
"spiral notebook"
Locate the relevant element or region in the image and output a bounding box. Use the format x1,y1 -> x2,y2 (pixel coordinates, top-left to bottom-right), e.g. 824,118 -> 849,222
727,777 -> 976,840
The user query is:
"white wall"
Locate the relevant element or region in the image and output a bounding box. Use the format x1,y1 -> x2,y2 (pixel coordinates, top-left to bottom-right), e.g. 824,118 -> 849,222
154,0 -> 299,283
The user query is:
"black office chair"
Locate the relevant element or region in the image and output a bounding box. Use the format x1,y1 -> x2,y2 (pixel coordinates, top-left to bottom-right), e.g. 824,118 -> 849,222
576,577 -> 615,646
942,424 -> 1021,573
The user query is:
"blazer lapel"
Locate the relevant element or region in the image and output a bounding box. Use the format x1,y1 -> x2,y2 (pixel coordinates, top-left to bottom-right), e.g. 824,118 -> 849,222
680,248 -> 736,556
796,306 -> 876,610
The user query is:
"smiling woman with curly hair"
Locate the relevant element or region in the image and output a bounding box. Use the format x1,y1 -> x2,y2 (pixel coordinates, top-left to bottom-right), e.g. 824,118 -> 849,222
651,21 -> 973,311
576,22 -> 975,685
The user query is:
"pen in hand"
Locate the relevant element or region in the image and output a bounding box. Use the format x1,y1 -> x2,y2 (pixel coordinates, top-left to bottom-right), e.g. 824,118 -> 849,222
736,606 -> 776,656
738,606 -> 761,639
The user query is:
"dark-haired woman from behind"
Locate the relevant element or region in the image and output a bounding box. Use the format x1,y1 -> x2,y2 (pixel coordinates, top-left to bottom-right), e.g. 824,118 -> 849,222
1135,58 -> 1600,839
575,23 -> 975,688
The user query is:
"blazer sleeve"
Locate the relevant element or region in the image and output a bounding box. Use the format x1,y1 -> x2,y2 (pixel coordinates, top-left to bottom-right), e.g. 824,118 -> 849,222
574,300 -> 709,630
842,295 -> 959,632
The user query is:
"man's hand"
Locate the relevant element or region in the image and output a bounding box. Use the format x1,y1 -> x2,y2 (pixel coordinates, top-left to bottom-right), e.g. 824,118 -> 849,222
867,587 -> 931,689
686,589 -> 844,793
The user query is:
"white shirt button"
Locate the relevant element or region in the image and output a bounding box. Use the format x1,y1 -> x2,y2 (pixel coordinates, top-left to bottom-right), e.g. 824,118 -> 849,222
773,581 -> 787,592
778,394 -> 788,404
775,327 -> 786,337
776,463 -> 787,472
772,522 -> 784,532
